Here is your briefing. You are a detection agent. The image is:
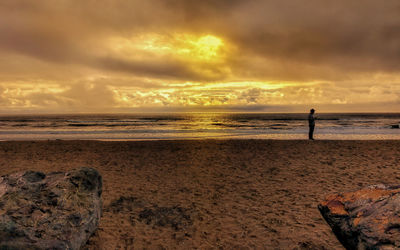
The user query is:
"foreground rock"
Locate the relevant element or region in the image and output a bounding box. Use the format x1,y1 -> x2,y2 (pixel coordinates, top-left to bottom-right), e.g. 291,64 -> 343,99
0,167 -> 102,249
318,184 -> 400,249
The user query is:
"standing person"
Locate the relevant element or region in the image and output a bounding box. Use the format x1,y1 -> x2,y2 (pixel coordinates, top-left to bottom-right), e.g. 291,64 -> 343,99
308,109 -> 316,140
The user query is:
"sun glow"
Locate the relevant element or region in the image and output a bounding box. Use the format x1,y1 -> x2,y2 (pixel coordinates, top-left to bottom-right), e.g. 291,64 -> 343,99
108,33 -> 226,62
177,35 -> 224,60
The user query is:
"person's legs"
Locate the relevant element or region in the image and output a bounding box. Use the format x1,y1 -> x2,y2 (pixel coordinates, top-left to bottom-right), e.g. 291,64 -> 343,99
309,125 -> 315,140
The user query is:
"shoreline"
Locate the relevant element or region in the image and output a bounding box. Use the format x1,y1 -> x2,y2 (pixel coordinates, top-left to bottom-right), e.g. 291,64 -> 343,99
2,137 -> 400,142
1,140 -> 399,248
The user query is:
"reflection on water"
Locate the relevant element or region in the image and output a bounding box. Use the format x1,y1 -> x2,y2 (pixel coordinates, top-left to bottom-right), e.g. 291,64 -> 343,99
0,113 -> 399,140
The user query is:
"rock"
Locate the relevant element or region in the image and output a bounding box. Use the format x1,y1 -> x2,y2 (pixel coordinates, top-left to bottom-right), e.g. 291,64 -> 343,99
0,167 -> 102,250
391,124 -> 399,129
318,184 -> 400,249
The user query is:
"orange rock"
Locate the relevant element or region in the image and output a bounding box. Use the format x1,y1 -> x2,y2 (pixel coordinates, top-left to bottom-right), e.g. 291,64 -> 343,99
319,184 -> 400,249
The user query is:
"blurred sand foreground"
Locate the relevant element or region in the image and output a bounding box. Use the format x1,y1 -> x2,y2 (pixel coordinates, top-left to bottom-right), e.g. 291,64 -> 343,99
1,140 -> 399,249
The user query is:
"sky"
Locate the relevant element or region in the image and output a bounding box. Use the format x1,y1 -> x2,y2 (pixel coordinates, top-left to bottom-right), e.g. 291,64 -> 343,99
0,0 -> 400,113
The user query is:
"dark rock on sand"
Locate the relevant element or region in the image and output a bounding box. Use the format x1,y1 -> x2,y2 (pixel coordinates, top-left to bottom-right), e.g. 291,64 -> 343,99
391,124 -> 399,129
0,167 -> 102,250
318,184 -> 400,249
138,205 -> 192,230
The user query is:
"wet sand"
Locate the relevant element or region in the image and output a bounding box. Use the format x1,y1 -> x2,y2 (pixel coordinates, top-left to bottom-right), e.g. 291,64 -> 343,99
1,140 -> 399,249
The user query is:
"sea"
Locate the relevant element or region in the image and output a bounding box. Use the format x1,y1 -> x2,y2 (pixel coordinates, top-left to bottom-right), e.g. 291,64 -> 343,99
0,113 -> 399,141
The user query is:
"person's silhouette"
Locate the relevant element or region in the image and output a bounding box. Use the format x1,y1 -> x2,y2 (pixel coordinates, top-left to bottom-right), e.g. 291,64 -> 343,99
308,109 -> 315,140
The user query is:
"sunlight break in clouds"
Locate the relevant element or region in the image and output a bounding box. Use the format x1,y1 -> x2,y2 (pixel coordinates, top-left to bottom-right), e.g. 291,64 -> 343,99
108,34 -> 226,62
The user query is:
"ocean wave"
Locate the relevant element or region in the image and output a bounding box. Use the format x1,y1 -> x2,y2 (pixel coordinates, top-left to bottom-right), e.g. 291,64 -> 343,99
67,123 -> 99,127
269,124 -> 288,126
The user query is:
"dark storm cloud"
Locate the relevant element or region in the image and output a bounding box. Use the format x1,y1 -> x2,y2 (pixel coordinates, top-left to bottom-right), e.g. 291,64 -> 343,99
0,0 -> 233,81
160,0 -> 400,76
239,1 -> 400,72
160,0 -> 244,23
93,56 -> 226,81
0,22 -> 82,63
1,0 -> 400,81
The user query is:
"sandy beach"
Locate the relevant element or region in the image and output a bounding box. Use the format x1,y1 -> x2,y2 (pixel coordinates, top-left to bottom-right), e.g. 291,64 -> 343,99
1,140 -> 399,249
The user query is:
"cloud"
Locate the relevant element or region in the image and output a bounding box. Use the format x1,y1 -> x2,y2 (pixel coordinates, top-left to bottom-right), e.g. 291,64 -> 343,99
0,86 -> 5,104
2,0 -> 400,80
0,77 -> 400,113
1,0 -> 400,112
93,56 -> 226,81
61,83 -> 117,108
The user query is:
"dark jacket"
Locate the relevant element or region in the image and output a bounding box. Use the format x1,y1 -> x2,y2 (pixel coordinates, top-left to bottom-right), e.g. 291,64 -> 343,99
308,113 -> 315,126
